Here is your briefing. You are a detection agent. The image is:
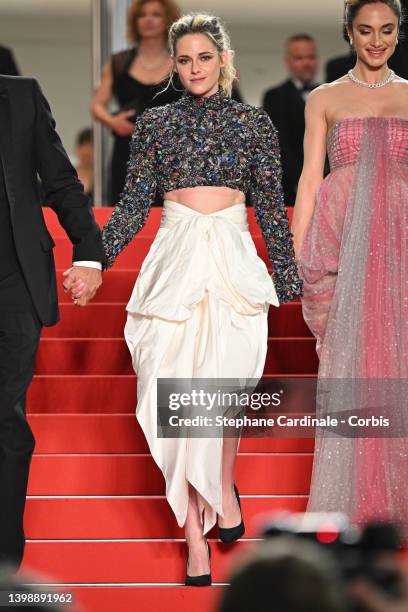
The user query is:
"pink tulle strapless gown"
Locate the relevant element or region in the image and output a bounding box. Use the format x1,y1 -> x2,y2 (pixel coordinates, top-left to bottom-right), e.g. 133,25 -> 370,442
298,117 -> 408,540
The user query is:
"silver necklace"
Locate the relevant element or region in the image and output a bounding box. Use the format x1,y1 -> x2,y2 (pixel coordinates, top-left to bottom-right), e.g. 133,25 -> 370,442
347,68 -> 396,89
137,50 -> 169,71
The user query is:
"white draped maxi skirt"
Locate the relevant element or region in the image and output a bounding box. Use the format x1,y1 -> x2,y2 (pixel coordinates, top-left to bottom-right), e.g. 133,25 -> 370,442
124,200 -> 279,534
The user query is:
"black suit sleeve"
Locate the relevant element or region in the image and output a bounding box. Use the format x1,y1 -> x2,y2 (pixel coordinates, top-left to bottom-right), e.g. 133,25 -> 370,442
32,78 -> 105,264
262,88 -> 301,204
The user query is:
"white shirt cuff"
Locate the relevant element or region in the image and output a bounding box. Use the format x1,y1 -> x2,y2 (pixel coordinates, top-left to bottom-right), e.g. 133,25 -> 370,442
73,261 -> 103,270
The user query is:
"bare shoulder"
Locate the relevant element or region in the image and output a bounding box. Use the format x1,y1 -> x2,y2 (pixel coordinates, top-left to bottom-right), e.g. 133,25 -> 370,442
309,76 -> 349,100
305,77 -> 349,121
392,76 -> 408,107
394,76 -> 408,92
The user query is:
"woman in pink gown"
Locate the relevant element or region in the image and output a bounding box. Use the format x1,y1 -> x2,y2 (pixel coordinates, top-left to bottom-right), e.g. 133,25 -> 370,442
292,0 -> 408,540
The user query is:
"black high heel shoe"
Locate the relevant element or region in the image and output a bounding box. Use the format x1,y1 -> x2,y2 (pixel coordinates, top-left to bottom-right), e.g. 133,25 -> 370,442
219,484 -> 245,543
185,540 -> 211,587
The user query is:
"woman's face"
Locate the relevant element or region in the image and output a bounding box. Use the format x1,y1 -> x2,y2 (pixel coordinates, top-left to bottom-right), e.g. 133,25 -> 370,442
174,33 -> 227,97
137,1 -> 167,40
348,2 -> 399,68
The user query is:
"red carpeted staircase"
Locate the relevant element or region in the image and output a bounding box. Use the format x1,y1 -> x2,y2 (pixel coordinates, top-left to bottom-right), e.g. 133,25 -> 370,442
22,207 -> 316,612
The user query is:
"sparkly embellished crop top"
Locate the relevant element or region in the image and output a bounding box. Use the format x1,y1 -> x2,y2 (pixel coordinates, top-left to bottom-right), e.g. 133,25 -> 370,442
102,87 -> 302,302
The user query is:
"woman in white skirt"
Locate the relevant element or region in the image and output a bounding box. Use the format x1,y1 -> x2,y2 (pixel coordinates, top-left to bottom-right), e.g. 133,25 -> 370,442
102,13 -> 302,586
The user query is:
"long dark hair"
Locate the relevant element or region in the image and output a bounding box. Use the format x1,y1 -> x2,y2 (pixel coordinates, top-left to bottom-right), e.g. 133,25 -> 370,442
343,0 -> 403,41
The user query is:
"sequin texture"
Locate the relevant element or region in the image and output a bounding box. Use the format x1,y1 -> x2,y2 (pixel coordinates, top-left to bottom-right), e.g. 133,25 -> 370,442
102,87 -> 302,302
298,116 -> 408,540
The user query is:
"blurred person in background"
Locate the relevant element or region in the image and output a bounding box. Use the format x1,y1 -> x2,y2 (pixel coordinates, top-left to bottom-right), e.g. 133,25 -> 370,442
0,45 -> 20,76
351,571 -> 408,612
219,528 -> 408,612
75,128 -> 94,204
262,34 -> 320,206
325,0 -> 408,80
91,0 -> 182,205
218,535 -> 348,612
0,565 -> 63,612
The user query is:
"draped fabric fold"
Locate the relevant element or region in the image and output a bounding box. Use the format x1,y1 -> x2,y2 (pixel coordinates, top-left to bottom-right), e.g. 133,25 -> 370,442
126,201 -> 279,321
298,117 -> 408,540
125,200 -> 278,534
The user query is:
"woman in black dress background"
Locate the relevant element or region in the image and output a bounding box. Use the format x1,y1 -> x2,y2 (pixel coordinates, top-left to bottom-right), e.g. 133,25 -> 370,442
91,0 -> 182,204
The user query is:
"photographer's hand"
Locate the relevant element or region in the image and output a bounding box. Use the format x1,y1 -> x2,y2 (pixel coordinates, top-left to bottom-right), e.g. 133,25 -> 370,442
350,570 -> 408,612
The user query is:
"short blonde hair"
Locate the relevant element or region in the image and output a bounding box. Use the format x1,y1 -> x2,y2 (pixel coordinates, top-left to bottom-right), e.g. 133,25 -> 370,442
168,13 -> 237,96
127,0 -> 181,45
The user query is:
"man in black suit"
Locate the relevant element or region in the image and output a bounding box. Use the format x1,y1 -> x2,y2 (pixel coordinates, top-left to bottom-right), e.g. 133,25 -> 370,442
0,45 -> 20,76
0,75 -> 104,570
262,34 -> 319,206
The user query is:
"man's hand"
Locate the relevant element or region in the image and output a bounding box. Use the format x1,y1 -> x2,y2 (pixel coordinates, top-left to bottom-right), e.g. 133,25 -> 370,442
62,266 -> 102,306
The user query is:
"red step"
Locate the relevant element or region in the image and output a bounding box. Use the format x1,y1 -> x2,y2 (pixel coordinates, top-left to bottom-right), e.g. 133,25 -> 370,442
64,586 -> 223,612
35,338 -> 317,375
266,338 -> 317,374
52,235 -> 270,269
43,303 -> 312,338
28,414 -> 315,454
43,205 -> 294,238
20,540 -> 255,584
25,496 -> 308,539
35,339 -> 134,375
44,206 -> 162,236
28,376 -> 136,413
27,374 -> 316,414
28,454 -> 313,495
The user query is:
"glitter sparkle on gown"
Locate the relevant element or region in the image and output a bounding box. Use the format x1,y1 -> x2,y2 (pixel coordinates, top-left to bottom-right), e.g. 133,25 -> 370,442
298,116 -> 408,542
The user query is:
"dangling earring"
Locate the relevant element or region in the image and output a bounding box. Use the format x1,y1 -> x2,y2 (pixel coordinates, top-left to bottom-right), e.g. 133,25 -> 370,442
350,37 -> 353,45
169,69 -> 184,92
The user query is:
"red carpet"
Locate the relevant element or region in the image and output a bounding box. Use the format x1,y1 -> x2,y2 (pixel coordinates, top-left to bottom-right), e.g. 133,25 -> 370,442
22,207 -> 315,612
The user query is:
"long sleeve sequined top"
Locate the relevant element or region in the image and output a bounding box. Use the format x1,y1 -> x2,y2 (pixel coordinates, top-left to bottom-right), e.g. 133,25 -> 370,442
102,87 -> 302,302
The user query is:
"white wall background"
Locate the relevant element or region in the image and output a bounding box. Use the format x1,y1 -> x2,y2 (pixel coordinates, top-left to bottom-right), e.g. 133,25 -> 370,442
0,12 -> 93,160
0,2 -> 348,158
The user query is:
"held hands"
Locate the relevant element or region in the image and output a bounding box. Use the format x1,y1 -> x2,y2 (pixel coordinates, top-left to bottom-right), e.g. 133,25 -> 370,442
62,267 -> 102,306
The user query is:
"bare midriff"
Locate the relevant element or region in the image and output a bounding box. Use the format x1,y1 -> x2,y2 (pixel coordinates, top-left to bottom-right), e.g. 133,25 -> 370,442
164,186 -> 246,214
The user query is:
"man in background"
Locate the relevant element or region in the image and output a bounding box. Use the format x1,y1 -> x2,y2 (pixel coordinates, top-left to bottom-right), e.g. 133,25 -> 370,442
262,34 -> 319,206
0,45 -> 20,76
75,128 -> 94,205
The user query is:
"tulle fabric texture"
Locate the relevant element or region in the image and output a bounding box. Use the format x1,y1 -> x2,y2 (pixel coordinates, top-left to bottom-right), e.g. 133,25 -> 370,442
124,200 -> 279,534
298,117 -> 408,540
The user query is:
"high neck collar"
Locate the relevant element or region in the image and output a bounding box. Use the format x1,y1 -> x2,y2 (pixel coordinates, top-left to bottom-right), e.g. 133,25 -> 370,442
180,87 -> 228,110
